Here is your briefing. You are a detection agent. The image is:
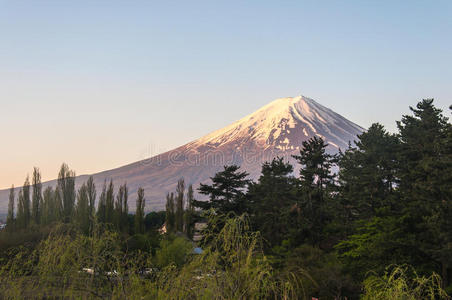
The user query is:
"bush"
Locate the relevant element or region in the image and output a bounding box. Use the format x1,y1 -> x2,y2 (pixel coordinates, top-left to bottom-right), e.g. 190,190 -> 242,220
362,265 -> 449,300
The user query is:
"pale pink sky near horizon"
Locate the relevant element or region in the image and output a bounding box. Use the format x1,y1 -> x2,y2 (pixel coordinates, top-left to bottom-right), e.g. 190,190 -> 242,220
1,1 -> 451,189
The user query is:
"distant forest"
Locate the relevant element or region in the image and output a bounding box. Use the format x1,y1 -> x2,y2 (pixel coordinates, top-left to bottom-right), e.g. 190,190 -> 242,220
0,99 -> 451,299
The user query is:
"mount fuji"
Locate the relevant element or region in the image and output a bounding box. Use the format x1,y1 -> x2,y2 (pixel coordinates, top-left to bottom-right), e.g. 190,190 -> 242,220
0,95 -> 363,212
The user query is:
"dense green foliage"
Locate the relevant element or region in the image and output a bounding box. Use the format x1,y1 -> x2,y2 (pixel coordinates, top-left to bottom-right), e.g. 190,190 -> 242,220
0,99 -> 451,299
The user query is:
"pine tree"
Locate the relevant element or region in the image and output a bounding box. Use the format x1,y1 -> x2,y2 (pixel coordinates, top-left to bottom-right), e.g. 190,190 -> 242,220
57,163 -> 76,223
292,136 -> 337,247
6,185 -> 15,231
32,167 -> 42,224
338,123 -> 400,225
175,178 -> 185,232
135,187 -> 145,234
248,157 -> 297,248
397,99 -> 452,287
194,165 -> 250,215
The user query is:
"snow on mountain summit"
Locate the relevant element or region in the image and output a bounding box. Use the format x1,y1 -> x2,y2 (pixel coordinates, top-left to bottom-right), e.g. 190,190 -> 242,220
189,95 -> 363,151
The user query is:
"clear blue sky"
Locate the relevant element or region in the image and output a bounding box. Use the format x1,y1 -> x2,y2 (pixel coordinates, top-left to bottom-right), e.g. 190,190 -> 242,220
0,0 -> 451,188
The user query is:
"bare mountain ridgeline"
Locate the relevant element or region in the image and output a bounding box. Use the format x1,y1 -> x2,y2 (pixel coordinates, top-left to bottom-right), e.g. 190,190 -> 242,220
0,95 -> 363,212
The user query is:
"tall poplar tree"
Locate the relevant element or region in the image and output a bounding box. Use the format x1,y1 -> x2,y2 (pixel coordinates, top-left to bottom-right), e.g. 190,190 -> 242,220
40,186 -> 55,225
22,176 -> 31,228
6,185 -> 15,231
16,189 -> 25,229
86,176 -> 96,231
97,180 -> 107,223
115,183 -> 128,232
32,167 -> 42,224
57,163 -> 76,223
184,184 -> 195,238
135,187 -> 145,234
105,179 -> 115,224
175,178 -> 185,232
75,183 -> 90,234
165,192 -> 175,233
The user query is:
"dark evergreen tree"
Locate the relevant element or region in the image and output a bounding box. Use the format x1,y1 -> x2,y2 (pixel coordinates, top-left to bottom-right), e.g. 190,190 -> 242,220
397,99 -> 452,287
338,124 -> 400,227
194,165 -> 250,215
248,157 -> 298,248
31,167 -> 42,224
292,136 -> 337,247
338,100 -> 452,284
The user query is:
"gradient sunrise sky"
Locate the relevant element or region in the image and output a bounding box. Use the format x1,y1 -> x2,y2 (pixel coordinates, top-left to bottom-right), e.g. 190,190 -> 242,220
1,0 -> 451,188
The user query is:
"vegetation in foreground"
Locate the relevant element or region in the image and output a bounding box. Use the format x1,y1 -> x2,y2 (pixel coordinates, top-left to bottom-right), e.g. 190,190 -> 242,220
0,99 -> 451,299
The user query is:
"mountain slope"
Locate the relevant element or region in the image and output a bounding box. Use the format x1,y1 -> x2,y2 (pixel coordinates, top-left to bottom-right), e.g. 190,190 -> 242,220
0,95 -> 363,213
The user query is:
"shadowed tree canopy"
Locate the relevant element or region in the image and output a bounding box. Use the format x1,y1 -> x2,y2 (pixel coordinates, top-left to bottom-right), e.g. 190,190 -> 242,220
193,165 -> 251,215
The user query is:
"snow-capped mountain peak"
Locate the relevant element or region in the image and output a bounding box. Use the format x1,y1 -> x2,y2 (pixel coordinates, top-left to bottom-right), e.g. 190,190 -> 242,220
190,95 -> 363,151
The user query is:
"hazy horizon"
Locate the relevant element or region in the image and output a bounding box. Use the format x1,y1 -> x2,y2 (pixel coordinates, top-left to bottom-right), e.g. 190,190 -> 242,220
1,1 -> 451,188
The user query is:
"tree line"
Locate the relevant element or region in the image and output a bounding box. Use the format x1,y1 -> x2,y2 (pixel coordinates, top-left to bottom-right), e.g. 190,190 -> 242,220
185,99 -> 452,297
5,165 -> 149,236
